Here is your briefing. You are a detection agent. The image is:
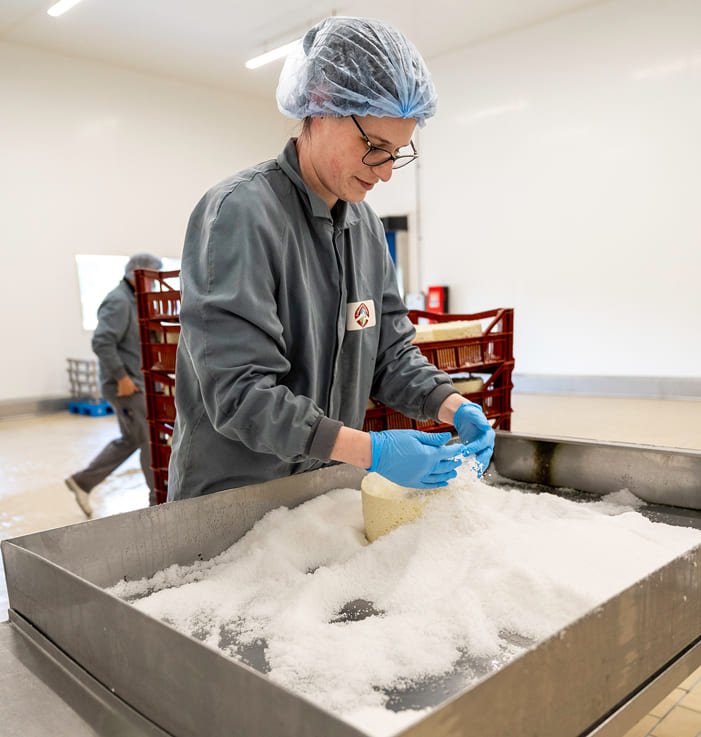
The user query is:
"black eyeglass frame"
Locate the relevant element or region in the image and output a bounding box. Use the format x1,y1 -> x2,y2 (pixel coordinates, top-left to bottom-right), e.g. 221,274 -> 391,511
350,115 -> 418,170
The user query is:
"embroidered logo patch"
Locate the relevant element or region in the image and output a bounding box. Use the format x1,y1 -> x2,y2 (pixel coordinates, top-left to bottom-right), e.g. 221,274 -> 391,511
346,300 -> 376,331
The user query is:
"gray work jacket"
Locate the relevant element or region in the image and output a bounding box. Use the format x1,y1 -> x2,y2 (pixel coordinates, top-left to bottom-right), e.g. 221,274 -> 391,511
168,139 -> 456,500
92,278 -> 144,399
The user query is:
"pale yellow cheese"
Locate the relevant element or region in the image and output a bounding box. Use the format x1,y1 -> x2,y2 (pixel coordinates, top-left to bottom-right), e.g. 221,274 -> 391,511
165,325 -> 180,344
451,376 -> 484,394
430,320 -> 481,341
150,324 -> 180,343
361,472 -> 453,542
412,320 -> 481,344
412,323 -> 435,343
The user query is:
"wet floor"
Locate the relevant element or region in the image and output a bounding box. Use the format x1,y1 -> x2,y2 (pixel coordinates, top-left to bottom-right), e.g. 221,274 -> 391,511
0,411 -> 149,616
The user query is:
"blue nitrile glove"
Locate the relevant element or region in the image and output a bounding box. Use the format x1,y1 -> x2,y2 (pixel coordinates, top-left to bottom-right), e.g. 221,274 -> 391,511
368,430 -> 463,490
454,402 -> 496,476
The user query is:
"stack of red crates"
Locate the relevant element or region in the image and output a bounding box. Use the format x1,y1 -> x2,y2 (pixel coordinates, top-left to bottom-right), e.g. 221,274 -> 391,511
362,308 -> 515,433
135,268 -> 513,503
134,269 -> 181,504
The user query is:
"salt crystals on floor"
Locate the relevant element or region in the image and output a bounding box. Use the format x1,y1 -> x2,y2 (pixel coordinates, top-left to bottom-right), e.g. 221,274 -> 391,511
108,467 -> 701,736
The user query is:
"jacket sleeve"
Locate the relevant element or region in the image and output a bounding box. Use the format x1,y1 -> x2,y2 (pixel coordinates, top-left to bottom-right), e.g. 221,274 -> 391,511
370,244 -> 458,420
178,187 -> 335,463
92,290 -> 130,381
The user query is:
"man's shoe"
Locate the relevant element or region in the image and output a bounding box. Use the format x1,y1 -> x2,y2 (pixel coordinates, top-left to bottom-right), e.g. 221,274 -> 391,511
64,476 -> 92,517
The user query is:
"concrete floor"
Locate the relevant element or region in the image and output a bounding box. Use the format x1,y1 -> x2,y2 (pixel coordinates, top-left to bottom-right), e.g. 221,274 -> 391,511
1,392 -> 700,736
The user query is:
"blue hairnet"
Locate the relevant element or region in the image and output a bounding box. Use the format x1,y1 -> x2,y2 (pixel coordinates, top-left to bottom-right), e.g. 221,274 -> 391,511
124,253 -> 163,279
276,17 -> 437,126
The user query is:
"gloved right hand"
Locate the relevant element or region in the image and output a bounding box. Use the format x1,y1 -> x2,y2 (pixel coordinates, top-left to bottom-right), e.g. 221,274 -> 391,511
453,402 -> 495,476
367,430 -> 462,490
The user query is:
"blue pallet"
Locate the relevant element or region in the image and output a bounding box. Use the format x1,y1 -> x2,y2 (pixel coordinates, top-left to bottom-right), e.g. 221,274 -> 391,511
68,399 -> 114,417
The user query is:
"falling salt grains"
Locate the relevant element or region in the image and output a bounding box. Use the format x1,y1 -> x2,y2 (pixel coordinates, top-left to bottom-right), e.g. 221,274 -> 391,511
107,466 -> 701,737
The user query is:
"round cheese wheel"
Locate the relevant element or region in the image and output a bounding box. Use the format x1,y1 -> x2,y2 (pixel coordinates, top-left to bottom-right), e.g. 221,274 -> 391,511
361,472 -> 451,542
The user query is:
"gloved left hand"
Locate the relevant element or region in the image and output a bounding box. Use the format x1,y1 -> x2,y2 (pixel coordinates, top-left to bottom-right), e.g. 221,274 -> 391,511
368,430 -> 463,490
453,402 -> 495,475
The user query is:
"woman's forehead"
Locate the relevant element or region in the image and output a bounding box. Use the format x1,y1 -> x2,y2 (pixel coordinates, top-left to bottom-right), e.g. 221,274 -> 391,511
355,115 -> 417,145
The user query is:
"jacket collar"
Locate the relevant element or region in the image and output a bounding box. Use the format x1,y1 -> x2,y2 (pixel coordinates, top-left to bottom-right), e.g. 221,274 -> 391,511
277,138 -> 360,229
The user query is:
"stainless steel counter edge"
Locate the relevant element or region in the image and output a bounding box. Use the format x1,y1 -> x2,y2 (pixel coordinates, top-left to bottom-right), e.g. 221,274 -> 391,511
0,611 -> 171,737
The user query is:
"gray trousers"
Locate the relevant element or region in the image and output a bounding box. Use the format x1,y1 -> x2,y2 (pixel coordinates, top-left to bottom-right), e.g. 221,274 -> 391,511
72,391 -> 156,505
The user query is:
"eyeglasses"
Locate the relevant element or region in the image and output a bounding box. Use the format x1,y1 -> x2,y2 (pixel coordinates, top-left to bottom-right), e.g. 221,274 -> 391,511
350,115 -> 418,170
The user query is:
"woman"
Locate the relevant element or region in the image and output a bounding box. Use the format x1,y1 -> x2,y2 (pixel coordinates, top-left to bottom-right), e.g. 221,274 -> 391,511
168,17 -> 494,500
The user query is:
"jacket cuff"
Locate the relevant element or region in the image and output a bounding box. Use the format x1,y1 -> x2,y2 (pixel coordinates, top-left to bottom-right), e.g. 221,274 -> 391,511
307,415 -> 344,462
111,367 -> 128,381
424,383 -> 460,419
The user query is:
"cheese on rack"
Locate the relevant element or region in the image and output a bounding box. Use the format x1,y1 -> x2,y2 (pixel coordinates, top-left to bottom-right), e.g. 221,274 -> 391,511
431,320 -> 481,341
451,377 -> 484,394
412,320 -> 482,344
412,323 -> 435,342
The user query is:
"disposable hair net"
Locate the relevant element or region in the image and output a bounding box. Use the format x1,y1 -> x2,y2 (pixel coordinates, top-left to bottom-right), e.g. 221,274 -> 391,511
124,253 -> 163,279
276,16 -> 437,126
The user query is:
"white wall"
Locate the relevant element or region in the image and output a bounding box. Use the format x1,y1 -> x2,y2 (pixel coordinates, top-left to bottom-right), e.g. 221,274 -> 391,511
366,164 -> 420,295
1,42 -> 290,403
3,0 -> 701,407
420,0 -> 701,380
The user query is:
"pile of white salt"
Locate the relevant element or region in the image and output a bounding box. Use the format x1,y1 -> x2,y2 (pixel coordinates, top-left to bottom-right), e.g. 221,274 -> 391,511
108,467 -> 701,736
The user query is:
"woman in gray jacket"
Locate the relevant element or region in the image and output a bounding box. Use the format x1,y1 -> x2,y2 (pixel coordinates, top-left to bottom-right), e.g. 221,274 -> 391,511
169,17 -> 493,500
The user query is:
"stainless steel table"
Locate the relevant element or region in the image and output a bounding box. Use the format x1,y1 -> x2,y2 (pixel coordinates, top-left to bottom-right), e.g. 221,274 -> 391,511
0,612 -> 167,737
2,432 -> 700,737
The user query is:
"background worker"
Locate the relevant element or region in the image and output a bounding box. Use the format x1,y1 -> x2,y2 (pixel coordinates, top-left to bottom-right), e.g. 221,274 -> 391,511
65,253 -> 163,515
168,17 -> 494,501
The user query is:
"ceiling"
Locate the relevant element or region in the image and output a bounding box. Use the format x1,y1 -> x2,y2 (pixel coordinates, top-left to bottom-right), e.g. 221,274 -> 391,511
1,0 -> 607,100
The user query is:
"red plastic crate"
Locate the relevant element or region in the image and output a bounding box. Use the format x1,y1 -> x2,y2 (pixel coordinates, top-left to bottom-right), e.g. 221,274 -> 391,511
147,420 -> 174,505
150,438 -> 172,470
137,291 -> 181,322
135,269 -> 181,373
135,268 -> 182,505
146,392 -> 176,423
361,308 -> 514,433
148,419 -> 174,446
362,361 -> 514,433
153,469 -> 169,505
143,371 -> 176,423
134,269 -> 181,313
140,323 -> 180,373
408,308 -> 514,371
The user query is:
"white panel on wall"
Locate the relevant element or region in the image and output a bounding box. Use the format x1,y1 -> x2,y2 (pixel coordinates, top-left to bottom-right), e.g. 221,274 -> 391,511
1,42 -> 290,403
420,0 -> 701,379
